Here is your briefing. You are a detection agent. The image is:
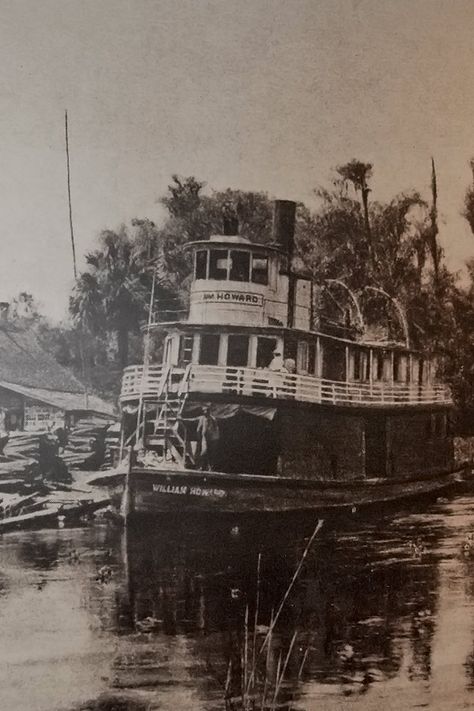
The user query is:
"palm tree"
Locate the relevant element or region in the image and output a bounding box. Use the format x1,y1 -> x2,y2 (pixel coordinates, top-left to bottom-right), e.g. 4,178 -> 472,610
70,228 -> 150,369
337,160 -> 373,264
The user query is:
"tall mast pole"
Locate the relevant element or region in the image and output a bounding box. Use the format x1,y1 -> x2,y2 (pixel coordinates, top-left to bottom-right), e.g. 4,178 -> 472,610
65,110 -> 78,280
64,110 -> 88,408
430,157 -> 440,283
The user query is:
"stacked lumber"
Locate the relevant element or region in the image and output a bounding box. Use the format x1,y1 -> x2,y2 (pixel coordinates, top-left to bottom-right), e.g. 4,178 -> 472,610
0,432 -> 44,484
4,431 -> 49,460
0,427 -> 113,531
63,417 -> 114,470
103,421 -> 121,469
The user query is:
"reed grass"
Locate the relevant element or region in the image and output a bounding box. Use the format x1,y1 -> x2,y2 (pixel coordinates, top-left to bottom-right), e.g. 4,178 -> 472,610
224,519 -> 324,710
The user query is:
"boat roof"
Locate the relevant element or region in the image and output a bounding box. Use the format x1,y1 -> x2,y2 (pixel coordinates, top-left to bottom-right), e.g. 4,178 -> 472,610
146,321 -> 418,354
184,234 -> 285,254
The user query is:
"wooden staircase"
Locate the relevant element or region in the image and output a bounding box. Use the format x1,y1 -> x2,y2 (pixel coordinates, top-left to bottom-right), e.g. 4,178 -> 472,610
122,364 -> 195,468
145,366 -> 195,468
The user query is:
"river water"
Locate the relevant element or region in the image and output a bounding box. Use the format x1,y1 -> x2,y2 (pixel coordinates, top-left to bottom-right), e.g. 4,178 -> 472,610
2,491 -> 474,710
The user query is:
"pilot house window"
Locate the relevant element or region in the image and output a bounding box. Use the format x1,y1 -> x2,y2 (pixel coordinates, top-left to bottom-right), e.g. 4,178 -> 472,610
251,255 -> 268,285
229,251 -> 250,281
209,250 -> 229,280
195,250 -> 208,279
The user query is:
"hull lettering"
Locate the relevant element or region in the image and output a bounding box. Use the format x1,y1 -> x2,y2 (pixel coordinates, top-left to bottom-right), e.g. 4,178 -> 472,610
152,483 -> 226,498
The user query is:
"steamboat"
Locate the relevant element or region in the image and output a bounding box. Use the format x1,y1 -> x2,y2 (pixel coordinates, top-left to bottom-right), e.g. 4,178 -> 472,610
101,200 -> 460,519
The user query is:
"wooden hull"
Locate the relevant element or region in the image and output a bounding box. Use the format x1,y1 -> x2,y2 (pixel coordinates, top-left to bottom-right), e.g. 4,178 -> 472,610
100,465 -> 465,518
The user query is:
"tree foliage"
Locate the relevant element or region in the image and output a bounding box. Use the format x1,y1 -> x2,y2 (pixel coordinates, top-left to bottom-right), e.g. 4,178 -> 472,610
12,163 -> 474,423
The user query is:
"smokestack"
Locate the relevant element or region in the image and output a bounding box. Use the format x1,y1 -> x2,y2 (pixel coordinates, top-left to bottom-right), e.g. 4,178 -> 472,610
222,202 -> 239,236
272,200 -> 296,259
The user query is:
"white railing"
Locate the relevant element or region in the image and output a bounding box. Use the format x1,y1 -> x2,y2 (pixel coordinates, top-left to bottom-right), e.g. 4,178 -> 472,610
120,363 -> 452,407
120,364 -> 167,401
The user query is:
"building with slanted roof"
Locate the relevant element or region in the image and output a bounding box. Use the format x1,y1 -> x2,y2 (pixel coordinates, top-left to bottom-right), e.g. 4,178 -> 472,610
0,314 -> 115,431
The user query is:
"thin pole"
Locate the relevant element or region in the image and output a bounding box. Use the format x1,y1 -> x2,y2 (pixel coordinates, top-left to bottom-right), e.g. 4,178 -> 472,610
135,271 -> 157,445
65,110 -> 78,280
64,109 -> 88,408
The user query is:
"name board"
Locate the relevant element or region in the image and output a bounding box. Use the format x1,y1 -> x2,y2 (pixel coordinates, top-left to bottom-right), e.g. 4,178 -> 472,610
196,291 -> 263,307
152,483 -> 226,498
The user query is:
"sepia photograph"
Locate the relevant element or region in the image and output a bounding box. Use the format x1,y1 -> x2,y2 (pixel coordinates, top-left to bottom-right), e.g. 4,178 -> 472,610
1,1 -> 474,709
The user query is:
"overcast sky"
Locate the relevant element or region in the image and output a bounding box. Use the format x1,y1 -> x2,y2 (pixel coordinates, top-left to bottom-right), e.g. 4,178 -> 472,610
1,0 -> 474,319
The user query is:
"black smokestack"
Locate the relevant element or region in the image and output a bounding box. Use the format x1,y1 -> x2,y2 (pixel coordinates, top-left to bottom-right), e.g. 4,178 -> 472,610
222,202 -> 239,236
272,200 -> 296,258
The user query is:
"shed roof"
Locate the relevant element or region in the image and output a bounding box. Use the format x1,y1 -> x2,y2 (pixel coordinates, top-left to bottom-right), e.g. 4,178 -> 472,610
0,324 -> 115,417
0,381 -> 116,417
0,324 -> 83,392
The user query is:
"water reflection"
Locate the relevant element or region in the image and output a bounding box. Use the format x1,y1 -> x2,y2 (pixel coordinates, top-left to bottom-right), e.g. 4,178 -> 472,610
114,509 -> 446,708
1,495 -> 474,710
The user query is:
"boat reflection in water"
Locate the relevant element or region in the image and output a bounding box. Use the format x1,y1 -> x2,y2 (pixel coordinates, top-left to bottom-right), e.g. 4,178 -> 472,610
107,498 -> 474,711
3,497 -> 474,710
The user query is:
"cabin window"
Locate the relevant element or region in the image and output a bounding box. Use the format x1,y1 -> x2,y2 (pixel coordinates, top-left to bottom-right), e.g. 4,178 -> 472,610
251,255 -> 268,285
178,335 -> 194,365
376,352 -> 384,380
365,351 -> 371,381
195,250 -> 208,279
229,250 -> 250,282
353,349 -> 361,380
322,341 -> 346,381
227,335 -> 250,367
308,343 -> 316,375
297,341 -> 309,373
209,250 -> 229,280
418,359 -> 425,384
199,334 -> 220,365
393,353 -> 401,382
256,337 -> 278,368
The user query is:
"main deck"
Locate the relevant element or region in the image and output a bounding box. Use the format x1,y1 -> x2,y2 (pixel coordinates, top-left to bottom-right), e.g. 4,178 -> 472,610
101,464 -> 464,515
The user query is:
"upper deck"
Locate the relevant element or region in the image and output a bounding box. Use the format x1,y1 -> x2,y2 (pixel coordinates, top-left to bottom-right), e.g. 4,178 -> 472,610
120,363 -> 451,408
124,200 -> 452,412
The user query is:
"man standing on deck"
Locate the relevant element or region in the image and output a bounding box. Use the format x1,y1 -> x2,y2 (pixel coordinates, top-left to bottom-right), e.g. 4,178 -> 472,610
196,405 -> 220,471
178,405 -> 221,471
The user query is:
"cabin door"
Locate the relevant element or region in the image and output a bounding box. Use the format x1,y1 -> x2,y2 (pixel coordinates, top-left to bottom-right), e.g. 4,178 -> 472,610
364,416 -> 387,477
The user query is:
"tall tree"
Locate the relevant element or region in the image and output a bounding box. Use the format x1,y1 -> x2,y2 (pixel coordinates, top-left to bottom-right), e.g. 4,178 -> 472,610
428,158 -> 441,280
70,228 -> 150,368
463,158 -> 474,235
336,160 -> 373,261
